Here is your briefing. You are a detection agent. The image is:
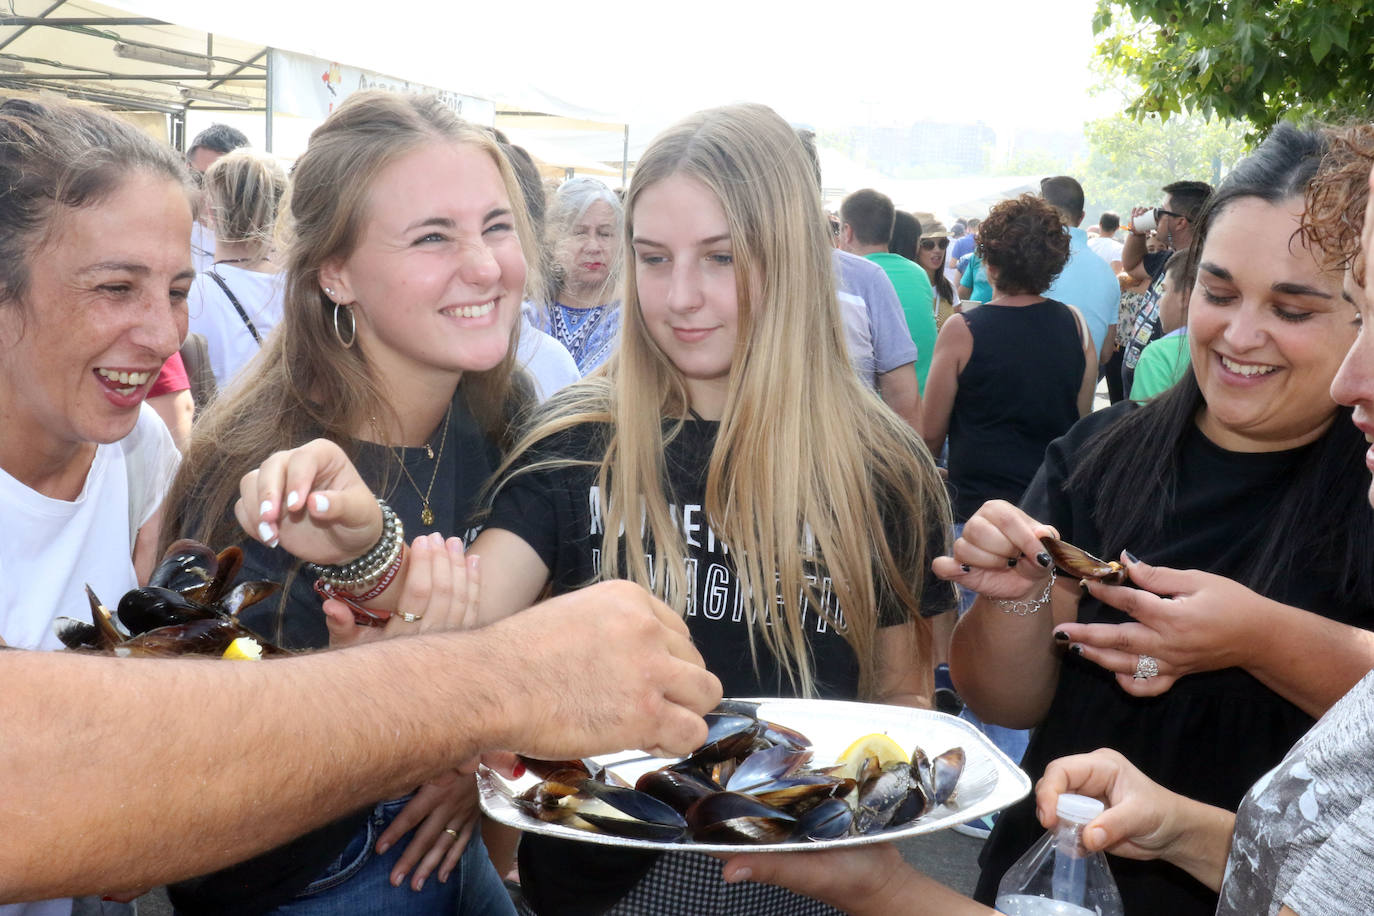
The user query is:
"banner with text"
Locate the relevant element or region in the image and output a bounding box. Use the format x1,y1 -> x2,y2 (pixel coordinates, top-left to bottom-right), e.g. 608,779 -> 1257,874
269,49 -> 495,125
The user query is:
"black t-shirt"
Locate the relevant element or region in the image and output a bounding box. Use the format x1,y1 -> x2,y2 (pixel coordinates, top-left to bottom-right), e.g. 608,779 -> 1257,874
973,402 -> 1374,916
168,393 -> 502,915
946,298 -> 1085,521
487,417 -> 955,914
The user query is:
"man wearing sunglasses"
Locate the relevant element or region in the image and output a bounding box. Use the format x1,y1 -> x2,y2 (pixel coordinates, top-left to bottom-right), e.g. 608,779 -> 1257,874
1120,180 -> 1213,394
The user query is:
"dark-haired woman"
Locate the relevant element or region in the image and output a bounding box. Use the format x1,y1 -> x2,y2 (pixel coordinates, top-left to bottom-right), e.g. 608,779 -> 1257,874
945,125 -> 1374,916
0,96 -> 192,916
914,225 -> 961,328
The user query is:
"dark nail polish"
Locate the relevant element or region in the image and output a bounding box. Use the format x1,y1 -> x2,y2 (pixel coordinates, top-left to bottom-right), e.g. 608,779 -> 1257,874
959,563 -> 971,573
1007,557 -> 1019,567
1124,551 -> 1140,564
1036,551 -> 1052,568
1070,644 -> 1084,656
1052,630 -> 1070,643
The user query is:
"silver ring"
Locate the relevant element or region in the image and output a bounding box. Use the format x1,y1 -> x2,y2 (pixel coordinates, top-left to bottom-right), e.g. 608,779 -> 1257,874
1133,654 -> 1159,679
397,611 -> 423,623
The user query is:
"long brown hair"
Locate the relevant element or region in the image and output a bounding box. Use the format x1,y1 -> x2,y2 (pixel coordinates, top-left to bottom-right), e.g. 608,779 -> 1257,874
165,91 -> 539,551
494,104 -> 948,698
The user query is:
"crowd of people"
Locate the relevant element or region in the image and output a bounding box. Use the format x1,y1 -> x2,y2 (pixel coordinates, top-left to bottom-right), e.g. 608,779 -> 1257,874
2,87 -> 1374,916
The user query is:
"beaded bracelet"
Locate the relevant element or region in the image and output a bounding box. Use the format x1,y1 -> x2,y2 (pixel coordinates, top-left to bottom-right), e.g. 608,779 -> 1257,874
307,498 -> 404,594
993,568 -> 1057,616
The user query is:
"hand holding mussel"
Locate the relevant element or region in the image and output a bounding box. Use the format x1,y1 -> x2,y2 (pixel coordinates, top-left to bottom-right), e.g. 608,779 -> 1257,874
1039,536 -> 1129,585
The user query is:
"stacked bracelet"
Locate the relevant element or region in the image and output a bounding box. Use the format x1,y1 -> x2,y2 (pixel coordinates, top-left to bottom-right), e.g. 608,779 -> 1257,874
993,568 -> 1057,616
307,498 -> 404,594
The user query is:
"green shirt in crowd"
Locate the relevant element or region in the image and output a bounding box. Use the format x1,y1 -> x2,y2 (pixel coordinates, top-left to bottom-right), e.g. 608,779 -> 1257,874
865,252 -> 937,393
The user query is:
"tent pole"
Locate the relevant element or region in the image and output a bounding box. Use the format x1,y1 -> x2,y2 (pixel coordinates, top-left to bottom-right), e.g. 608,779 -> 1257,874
621,124 -> 628,188
264,48 -> 274,153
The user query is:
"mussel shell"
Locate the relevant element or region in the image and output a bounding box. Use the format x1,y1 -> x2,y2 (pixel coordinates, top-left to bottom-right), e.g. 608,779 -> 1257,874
116,586 -> 217,636
53,617 -> 103,651
726,743 -> 812,793
928,747 -> 965,807
686,791 -> 796,844
518,757 -> 593,781
113,618 -> 239,658
579,780 -> 687,825
683,714 -> 764,766
83,586 -> 127,649
1039,536 -> 1128,585
887,779 -> 931,827
215,580 -> 281,617
854,762 -> 915,834
576,810 -> 687,842
753,776 -> 852,812
793,797 -> 854,840
150,539 -> 220,593
637,768 -> 719,814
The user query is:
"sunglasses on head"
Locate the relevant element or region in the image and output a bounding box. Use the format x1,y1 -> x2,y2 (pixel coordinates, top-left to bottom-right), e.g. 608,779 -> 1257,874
919,237 -> 950,251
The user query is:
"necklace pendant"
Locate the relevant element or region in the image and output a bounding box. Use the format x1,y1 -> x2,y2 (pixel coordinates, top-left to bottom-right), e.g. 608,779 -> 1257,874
425,444 -> 434,460
421,504 -> 434,526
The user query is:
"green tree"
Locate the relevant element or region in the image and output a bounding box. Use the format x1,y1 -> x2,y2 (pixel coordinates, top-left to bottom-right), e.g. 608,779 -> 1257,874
1079,109 -> 1248,219
1094,1 -> 1374,133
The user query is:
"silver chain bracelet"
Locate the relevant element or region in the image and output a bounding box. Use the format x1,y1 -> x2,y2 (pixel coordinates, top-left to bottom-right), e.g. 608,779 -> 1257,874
993,568 -> 1057,615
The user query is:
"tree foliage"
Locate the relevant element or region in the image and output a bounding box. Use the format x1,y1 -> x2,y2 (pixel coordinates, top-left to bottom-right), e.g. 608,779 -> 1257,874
1095,1 -> 1374,133
1079,110 -> 1248,219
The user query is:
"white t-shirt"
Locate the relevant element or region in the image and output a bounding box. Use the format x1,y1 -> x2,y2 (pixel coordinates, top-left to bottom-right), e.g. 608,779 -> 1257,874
188,265 -> 286,388
1088,235 -> 1124,265
0,403 -> 180,652
837,289 -> 878,390
517,309 -> 582,403
191,220 -> 215,275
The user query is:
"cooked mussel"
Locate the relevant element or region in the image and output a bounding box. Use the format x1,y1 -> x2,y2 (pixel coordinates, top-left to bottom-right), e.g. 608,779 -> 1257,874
686,791 -> 797,844
573,780 -> 688,842
113,617 -> 240,658
116,586 -> 216,636
793,797 -> 854,840
726,743 -> 812,793
636,768 -> 719,814
1040,536 -> 1128,585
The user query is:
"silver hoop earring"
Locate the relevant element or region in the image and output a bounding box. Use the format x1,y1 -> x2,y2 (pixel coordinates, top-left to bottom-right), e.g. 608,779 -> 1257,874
332,301 -> 356,348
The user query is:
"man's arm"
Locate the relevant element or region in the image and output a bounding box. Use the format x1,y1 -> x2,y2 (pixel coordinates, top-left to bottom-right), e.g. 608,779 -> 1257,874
1121,207 -> 1152,281
0,583 -> 720,902
877,364 -> 922,437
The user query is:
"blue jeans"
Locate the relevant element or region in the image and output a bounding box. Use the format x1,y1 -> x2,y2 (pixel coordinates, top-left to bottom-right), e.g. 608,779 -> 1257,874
952,523 -> 1030,766
273,796 -> 514,916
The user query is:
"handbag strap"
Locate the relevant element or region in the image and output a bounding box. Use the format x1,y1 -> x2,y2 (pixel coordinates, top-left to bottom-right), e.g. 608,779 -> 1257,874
208,269 -> 262,344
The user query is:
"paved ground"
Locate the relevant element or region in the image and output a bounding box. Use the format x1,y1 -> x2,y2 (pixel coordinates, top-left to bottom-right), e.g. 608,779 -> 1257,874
136,829 -> 984,914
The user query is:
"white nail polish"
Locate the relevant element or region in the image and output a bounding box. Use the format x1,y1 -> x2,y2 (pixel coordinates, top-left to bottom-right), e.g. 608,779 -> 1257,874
260,499 -> 272,517
258,521 -> 274,543
313,493 -> 330,513
285,490 -> 300,510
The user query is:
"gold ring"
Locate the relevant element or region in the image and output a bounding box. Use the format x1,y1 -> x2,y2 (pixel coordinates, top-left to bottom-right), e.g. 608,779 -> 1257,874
443,827 -> 460,838
398,611 -> 424,623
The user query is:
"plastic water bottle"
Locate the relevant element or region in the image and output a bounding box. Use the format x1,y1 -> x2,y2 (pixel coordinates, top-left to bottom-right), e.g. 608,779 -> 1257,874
994,794 -> 1124,916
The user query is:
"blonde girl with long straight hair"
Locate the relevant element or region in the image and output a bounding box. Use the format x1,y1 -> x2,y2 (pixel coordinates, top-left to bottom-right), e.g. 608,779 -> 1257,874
161,91 -> 535,915
470,102 -> 954,915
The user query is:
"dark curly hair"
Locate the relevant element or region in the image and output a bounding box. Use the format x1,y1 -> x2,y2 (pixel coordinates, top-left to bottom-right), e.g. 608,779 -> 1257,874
1302,123 -> 1374,283
976,193 -> 1069,295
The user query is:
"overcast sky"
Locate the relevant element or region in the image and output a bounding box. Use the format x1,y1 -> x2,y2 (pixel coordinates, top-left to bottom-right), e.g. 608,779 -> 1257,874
126,0 -> 1123,135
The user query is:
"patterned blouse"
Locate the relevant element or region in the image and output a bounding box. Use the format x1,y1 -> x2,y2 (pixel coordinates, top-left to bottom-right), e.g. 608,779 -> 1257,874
539,301 -> 622,376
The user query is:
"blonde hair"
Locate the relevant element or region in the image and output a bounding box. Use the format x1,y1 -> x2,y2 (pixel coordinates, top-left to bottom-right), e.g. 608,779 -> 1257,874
497,104 -> 947,698
204,148 -> 287,260
165,91 -> 538,560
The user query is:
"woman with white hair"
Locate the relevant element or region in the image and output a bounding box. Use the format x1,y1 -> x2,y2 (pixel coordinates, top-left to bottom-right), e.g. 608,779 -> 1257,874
538,177 -> 624,374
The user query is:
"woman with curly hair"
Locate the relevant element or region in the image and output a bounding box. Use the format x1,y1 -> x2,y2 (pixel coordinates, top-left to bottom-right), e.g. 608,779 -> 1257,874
921,193 -> 1096,529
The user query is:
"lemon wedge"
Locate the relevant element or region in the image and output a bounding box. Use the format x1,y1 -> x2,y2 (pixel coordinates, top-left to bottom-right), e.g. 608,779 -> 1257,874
222,637 -> 263,661
835,732 -> 908,781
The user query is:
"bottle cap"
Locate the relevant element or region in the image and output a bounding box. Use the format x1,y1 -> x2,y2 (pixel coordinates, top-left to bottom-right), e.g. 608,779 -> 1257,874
1056,793 -> 1105,824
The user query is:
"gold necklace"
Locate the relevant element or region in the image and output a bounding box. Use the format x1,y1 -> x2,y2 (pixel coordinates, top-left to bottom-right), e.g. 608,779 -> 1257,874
387,405 -> 451,526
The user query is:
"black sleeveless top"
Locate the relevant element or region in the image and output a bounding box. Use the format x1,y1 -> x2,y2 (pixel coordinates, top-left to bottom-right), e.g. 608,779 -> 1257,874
946,299 -> 1084,521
